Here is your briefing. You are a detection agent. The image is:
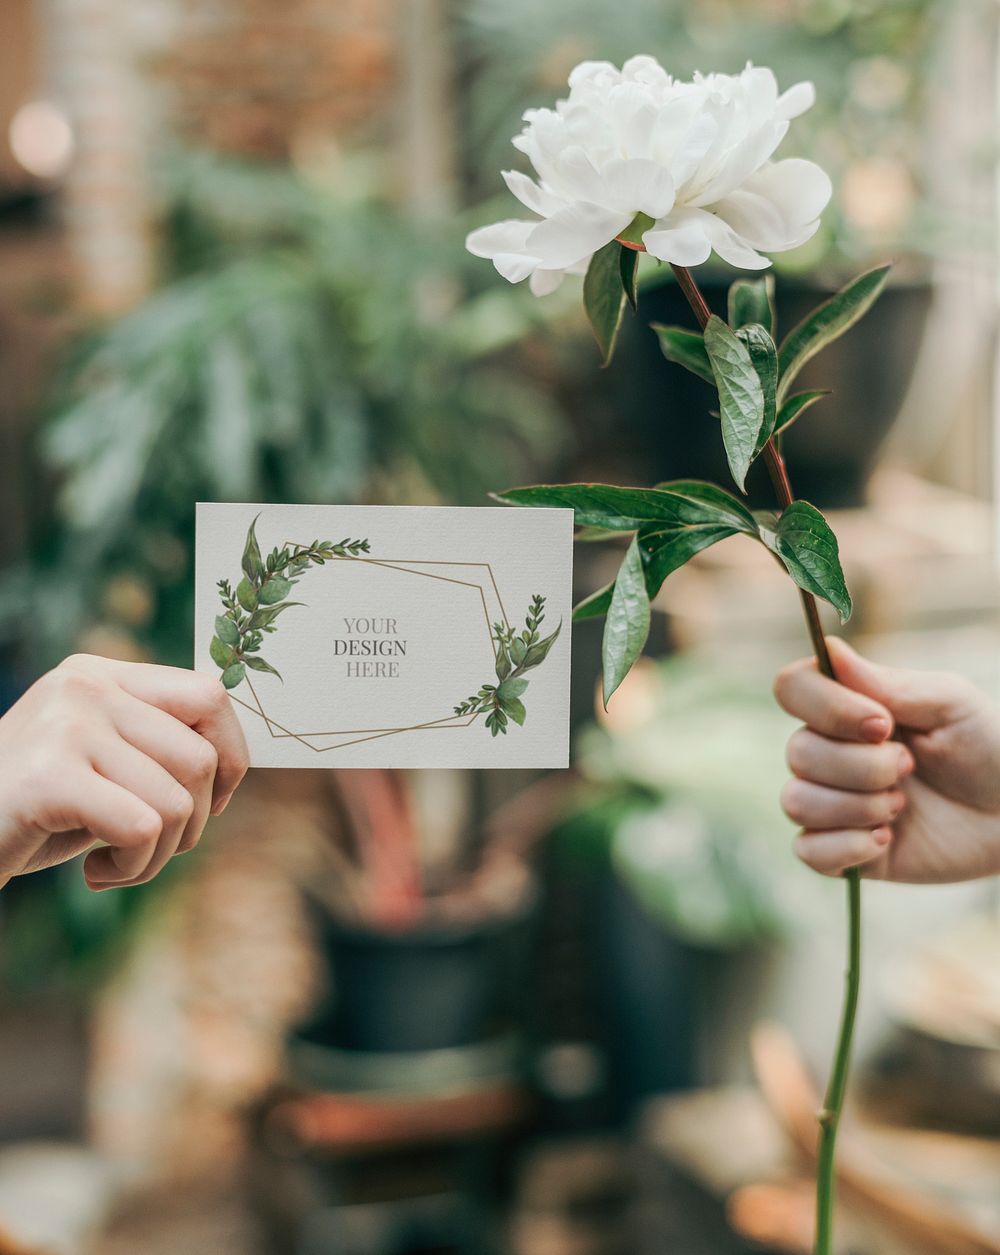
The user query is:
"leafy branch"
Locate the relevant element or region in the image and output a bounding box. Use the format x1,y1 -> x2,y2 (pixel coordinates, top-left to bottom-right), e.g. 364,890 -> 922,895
212,516 -> 370,690
453,594 -> 561,736
495,263 -> 890,712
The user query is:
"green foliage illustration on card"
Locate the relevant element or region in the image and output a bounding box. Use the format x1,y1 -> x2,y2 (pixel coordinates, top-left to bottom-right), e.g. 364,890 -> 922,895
453,593 -> 561,736
213,516 -> 370,690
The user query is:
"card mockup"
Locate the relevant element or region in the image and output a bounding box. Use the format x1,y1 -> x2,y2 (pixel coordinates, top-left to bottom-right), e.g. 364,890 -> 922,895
195,504 -> 574,768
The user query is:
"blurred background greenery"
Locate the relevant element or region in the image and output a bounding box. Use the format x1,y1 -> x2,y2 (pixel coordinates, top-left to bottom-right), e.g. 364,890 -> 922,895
0,2 -> 998,1253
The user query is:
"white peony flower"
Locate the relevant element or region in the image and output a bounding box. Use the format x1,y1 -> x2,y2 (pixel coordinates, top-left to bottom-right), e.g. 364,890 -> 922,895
466,55 -> 832,293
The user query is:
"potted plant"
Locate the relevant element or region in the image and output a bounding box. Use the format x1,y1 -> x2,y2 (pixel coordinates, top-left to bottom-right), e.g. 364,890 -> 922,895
287,770 -> 555,1091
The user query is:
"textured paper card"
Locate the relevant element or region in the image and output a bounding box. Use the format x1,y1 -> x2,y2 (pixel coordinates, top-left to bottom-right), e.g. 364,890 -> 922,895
195,504 -> 574,768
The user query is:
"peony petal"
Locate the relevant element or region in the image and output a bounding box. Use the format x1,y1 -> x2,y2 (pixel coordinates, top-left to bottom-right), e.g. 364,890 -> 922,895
568,60 -> 620,89
653,100 -> 719,189
501,169 -> 564,218
529,267 -> 566,296
742,158 -> 832,229
739,65 -> 780,121
492,252 -> 543,283
465,218 -> 535,259
600,157 -> 675,218
687,119 -> 788,206
526,202 -> 632,269
622,54 -> 671,89
776,81 -> 815,120
710,189 -> 787,250
465,219 -> 544,284
607,83 -> 658,158
699,212 -> 771,270
643,209 -> 713,267
555,145 -> 610,204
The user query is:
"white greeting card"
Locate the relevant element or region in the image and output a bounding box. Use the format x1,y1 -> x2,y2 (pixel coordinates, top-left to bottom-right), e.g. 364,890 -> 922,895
195,504 -> 574,768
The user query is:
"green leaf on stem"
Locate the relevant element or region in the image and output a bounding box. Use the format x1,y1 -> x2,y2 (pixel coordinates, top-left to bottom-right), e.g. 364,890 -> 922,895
736,323 -> 778,457
652,324 -> 714,385
574,526 -> 634,542
728,275 -> 776,335
620,246 -> 639,312
221,662 -> 246,690
573,582 -> 614,621
778,264 -> 891,402
584,242 -> 628,366
241,516 -> 264,582
245,655 -> 282,680
761,500 -> 853,623
703,315 -> 766,492
494,482 -> 756,533
215,615 -> 240,647
652,479 -> 759,532
639,521 -> 742,598
775,389 -> 831,436
258,576 -> 293,605
602,535 -> 650,707
209,635 -> 236,669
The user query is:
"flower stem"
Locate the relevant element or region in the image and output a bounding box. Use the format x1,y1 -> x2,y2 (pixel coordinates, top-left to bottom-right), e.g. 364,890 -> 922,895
669,262 -> 862,1255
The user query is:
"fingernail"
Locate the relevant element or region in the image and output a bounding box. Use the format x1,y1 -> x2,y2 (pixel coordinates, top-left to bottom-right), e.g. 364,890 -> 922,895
874,826 -> 892,846
861,715 -> 891,743
889,791 -> 906,817
897,748 -> 915,776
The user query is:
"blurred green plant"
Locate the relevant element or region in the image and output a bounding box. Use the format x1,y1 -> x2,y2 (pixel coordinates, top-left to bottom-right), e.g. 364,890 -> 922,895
553,656 -> 833,948
456,0 -> 947,268
4,155 -> 565,668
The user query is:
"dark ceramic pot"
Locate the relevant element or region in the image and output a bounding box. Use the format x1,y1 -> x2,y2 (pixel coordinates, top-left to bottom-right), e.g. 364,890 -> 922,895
297,886 -> 538,1055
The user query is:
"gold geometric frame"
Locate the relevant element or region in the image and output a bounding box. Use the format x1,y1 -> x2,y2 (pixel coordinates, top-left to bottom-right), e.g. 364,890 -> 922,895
229,551 -> 511,754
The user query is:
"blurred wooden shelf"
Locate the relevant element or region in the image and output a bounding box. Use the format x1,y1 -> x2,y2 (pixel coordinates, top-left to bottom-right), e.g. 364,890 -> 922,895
262,1080 -> 529,1157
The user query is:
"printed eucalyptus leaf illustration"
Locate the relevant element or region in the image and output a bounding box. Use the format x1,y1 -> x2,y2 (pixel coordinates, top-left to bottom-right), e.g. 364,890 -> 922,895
215,615 -> 240,647
236,578 -> 258,611
222,662 -> 246,690
245,656 -> 282,679
454,593 -> 560,736
213,517 -> 370,691
210,635 -> 236,669
258,576 -> 293,605
242,517 -> 264,582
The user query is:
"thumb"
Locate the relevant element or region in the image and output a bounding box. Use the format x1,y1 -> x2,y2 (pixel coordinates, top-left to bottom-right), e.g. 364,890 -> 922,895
827,638 -> 967,732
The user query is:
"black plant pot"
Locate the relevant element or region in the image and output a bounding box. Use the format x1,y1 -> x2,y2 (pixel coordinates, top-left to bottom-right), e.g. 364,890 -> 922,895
299,890 -> 538,1056
610,274 -> 932,509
